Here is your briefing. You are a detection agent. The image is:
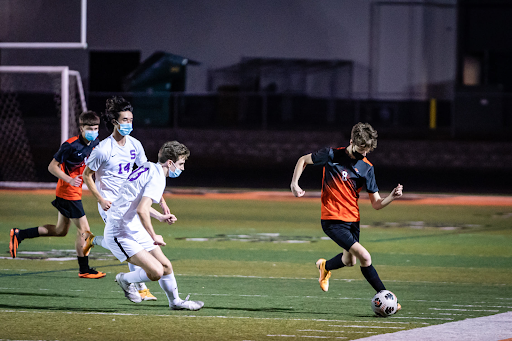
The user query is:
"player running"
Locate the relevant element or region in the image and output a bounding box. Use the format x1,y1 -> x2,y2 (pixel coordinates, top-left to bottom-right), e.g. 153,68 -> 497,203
290,122 -> 402,310
82,96 -> 170,300
9,111 -> 106,279
107,140 -> 203,310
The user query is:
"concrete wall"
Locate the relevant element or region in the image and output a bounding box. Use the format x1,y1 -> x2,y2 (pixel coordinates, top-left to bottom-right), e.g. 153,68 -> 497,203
1,0 -> 456,100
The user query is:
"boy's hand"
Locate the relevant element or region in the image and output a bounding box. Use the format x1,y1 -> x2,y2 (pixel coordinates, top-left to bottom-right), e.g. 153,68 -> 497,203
158,213 -> 177,225
68,175 -> 83,187
153,234 -> 166,246
392,184 -> 403,198
159,202 -> 175,223
291,183 -> 305,197
99,199 -> 112,211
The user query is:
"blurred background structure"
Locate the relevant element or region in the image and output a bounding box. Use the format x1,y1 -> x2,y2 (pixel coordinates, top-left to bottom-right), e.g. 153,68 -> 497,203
0,0 -> 511,193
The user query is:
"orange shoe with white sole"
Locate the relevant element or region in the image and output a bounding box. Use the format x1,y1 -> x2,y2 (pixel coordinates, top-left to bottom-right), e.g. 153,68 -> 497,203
315,258 -> 332,292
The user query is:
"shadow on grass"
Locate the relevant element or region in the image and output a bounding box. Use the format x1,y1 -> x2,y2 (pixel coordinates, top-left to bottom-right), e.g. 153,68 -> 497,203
206,306 -> 294,313
0,263 -> 126,278
204,306 -> 331,315
0,291 -> 78,298
0,303 -> 118,313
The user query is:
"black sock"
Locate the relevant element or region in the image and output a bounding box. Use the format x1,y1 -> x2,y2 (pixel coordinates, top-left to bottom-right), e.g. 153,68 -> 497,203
360,264 -> 386,292
18,227 -> 40,242
78,256 -> 90,273
325,253 -> 345,271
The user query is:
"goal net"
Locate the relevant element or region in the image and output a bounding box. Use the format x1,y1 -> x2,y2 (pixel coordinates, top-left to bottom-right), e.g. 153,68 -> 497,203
0,66 -> 86,183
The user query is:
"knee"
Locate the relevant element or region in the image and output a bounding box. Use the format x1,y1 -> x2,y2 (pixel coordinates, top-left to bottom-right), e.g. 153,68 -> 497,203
49,225 -> 68,237
344,259 -> 356,267
162,261 -> 173,276
147,264 -> 164,281
359,253 -> 372,267
342,253 -> 356,267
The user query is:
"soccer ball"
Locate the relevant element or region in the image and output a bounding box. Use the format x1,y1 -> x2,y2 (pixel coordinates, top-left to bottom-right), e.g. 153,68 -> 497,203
371,290 -> 398,317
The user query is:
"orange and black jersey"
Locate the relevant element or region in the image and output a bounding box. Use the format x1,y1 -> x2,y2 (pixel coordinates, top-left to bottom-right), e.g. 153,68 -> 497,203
53,135 -> 99,201
311,147 -> 379,222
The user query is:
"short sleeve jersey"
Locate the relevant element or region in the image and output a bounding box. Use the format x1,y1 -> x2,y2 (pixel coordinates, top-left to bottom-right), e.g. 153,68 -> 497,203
311,147 -> 379,222
107,162 -> 165,234
85,135 -> 147,202
53,135 -> 99,201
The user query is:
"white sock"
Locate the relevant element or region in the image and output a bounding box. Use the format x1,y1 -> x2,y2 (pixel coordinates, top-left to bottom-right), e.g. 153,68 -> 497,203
91,236 -> 99,246
95,236 -> 110,250
128,263 -> 148,290
158,273 -> 180,304
123,267 -> 151,284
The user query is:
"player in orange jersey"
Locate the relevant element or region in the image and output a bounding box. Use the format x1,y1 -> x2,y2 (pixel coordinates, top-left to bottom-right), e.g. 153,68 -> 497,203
9,111 -> 106,279
291,122 -> 402,310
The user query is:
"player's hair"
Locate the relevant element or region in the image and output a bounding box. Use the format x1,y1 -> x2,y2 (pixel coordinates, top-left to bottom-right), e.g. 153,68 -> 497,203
158,141 -> 190,163
101,96 -> 133,132
351,122 -> 378,151
78,110 -> 100,127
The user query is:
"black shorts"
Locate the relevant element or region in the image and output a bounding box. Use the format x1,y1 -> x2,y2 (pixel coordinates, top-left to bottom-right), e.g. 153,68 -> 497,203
52,197 -> 85,219
321,220 -> 360,251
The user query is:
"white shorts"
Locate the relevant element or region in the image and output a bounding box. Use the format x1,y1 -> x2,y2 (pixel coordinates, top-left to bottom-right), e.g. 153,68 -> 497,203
104,226 -> 157,262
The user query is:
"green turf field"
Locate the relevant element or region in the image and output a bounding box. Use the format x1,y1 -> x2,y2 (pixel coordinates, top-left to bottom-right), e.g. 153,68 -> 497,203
1,190 -> 511,340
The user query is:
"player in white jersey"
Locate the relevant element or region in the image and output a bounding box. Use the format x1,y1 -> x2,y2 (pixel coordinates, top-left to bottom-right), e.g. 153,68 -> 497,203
83,96 -> 170,300
108,140 -> 203,310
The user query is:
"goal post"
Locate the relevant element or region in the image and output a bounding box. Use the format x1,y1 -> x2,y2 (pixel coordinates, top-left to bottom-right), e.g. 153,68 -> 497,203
0,66 -> 87,183
0,0 -> 88,49
0,66 -> 87,143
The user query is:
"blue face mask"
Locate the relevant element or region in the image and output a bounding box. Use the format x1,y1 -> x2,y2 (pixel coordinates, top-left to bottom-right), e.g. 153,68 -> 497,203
117,122 -> 133,136
168,162 -> 182,178
84,130 -> 99,142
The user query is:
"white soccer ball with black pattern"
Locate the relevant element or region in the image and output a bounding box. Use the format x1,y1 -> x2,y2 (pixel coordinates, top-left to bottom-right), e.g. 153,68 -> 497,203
371,290 -> 398,317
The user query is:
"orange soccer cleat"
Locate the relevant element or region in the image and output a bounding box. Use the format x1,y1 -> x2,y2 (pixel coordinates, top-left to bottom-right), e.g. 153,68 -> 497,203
9,228 -> 20,258
315,258 -> 332,292
79,268 -> 106,279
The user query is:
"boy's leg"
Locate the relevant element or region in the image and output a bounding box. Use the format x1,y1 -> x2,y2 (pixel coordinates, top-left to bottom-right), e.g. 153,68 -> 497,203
349,243 -> 386,292
127,262 -> 155,300
9,215 -> 71,258
83,231 -> 110,255
150,247 -> 203,310
72,215 -> 105,279
83,231 -> 155,299
116,249 -> 164,303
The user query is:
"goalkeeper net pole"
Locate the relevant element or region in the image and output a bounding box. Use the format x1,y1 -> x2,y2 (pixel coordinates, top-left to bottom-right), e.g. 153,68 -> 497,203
0,66 -> 87,184
0,66 -> 87,144
0,0 -> 88,49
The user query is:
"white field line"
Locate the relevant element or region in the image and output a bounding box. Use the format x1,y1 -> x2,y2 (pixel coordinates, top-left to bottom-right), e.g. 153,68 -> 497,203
301,326 -> 405,330
391,317 -> 454,320
0,286 -> 508,315
1,261 -> 510,286
429,308 -> 499,312
299,330 -> 378,334
267,336 -> 346,339
0,309 -> 430,325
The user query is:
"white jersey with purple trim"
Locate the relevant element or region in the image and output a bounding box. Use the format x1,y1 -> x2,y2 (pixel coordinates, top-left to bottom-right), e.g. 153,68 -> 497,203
86,134 -> 147,203
106,162 -> 166,236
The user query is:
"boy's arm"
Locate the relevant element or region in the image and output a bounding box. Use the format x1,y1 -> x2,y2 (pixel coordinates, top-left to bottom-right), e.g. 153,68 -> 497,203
290,153 -> 313,197
368,184 -> 403,210
149,206 -> 177,225
48,158 -> 82,187
83,166 -> 111,211
159,196 -> 171,215
137,196 -> 166,245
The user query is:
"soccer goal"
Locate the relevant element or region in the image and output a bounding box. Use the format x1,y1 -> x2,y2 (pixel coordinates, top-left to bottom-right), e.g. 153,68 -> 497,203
0,66 -> 87,183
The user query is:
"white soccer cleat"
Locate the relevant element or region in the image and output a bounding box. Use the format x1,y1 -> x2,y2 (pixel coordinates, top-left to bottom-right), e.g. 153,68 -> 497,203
170,295 -> 204,311
115,272 -> 142,303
